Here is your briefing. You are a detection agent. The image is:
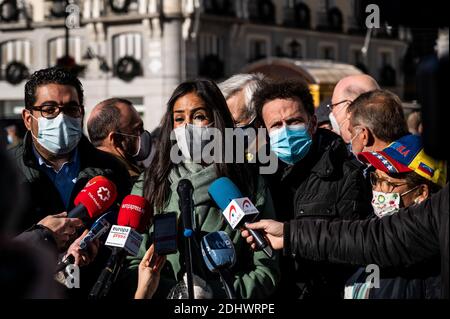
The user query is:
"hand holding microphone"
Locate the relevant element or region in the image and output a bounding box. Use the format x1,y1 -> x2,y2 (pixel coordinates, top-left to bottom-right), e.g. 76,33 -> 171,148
241,219 -> 285,251
65,229 -> 101,267
56,176 -> 118,271
208,177 -> 273,258
37,212 -> 84,250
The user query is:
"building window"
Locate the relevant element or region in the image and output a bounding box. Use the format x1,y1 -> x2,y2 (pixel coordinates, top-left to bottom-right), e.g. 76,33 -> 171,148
350,48 -> 363,64
379,50 -> 396,86
48,36 -> 83,67
284,38 -> 304,59
203,0 -> 235,16
380,51 -> 393,67
350,47 -> 368,73
112,32 -> 143,80
0,39 -> 31,80
113,32 -> 143,63
198,33 -> 225,80
247,0 -> 275,24
198,33 -> 224,60
108,0 -> 139,14
248,38 -> 269,62
284,0 -> 310,28
319,45 -> 336,60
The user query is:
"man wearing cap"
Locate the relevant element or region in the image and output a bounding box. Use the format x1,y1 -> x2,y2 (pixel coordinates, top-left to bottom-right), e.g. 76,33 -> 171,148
344,134 -> 446,298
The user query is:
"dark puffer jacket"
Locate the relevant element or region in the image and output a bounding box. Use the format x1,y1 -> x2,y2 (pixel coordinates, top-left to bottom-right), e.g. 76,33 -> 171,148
284,183 -> 449,299
267,128 -> 373,299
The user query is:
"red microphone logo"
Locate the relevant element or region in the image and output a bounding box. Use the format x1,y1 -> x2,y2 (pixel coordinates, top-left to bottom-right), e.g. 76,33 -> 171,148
97,186 -> 111,202
74,176 -> 117,219
229,205 -> 236,221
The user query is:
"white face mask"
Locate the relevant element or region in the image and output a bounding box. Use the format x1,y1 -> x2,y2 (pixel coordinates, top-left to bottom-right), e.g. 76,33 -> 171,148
329,112 -> 341,135
371,191 -> 401,218
174,123 -> 215,162
31,113 -> 82,155
371,186 -> 421,218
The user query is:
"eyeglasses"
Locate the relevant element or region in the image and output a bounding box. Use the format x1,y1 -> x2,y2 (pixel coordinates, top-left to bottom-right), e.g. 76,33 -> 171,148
326,100 -> 352,111
370,172 -> 408,193
29,102 -> 83,119
235,115 -> 256,129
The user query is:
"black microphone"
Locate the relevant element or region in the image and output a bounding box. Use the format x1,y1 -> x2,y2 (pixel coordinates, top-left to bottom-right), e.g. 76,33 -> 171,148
177,179 -> 195,235
177,179 -> 195,299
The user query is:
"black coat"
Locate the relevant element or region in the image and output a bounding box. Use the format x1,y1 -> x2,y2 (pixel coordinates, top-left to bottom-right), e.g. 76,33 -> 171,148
284,183 -> 449,299
8,132 -> 131,234
267,128 -> 373,299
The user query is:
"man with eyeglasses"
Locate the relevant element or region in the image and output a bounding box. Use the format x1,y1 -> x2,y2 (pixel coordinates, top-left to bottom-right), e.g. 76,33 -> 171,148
329,74 -> 380,144
8,67 -> 131,297
219,73 -> 267,163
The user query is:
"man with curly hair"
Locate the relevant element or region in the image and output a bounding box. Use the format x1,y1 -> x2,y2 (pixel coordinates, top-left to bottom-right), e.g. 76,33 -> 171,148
253,80 -> 373,299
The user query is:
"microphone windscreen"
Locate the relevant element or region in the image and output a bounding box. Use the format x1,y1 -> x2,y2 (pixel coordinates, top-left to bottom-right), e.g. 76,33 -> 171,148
117,195 -> 151,232
201,231 -> 236,272
208,177 -> 243,210
74,176 -> 117,219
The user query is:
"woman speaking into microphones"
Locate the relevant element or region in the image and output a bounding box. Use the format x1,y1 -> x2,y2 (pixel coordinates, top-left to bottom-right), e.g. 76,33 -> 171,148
119,79 -> 280,299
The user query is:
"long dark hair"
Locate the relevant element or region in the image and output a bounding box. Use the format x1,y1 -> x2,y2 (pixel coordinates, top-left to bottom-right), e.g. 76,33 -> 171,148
144,79 -> 255,211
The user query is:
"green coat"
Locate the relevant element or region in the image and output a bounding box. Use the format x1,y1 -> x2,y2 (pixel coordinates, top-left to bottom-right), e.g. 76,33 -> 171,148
122,162 -> 280,299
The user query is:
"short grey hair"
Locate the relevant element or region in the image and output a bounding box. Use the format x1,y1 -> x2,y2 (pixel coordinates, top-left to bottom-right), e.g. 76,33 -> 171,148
218,73 -> 266,120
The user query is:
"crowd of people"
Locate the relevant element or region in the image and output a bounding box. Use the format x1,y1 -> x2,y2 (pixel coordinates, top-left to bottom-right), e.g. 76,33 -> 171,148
0,64 -> 448,299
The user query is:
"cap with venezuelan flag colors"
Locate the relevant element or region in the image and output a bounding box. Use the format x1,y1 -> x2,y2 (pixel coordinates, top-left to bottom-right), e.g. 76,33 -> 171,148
357,134 -> 447,187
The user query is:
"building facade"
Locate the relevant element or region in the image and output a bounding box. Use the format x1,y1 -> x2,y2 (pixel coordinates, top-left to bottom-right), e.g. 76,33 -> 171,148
0,0 -> 408,131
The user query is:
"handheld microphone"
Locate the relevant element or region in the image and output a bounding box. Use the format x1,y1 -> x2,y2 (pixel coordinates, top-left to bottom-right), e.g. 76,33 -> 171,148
208,177 -> 273,258
79,211 -> 116,250
55,211 -> 115,273
177,179 -> 195,299
55,177 -> 118,273
89,195 -> 150,299
201,231 -> 237,299
69,176 -> 117,222
177,179 -> 195,237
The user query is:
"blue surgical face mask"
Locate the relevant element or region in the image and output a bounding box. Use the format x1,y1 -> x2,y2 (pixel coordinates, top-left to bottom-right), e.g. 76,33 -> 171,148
269,124 -> 312,165
31,113 -> 82,155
